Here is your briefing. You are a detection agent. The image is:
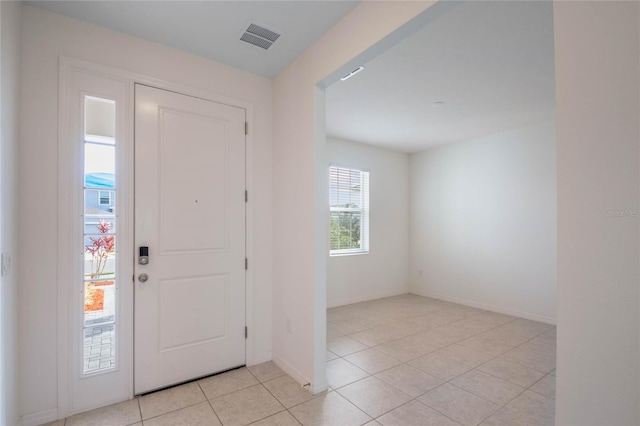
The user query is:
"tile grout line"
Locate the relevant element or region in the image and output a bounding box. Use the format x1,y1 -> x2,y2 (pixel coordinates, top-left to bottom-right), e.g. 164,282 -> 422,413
136,395 -> 142,425
327,297 -> 555,425
330,385 -> 379,424
255,373 -> 294,421
334,337 -> 553,424
136,381 -> 216,424
331,363 -> 484,425
328,302 -> 470,337
196,380 -> 226,426
334,312 -> 553,384
334,376 -> 466,426
332,307 -> 526,359
526,373 -> 556,399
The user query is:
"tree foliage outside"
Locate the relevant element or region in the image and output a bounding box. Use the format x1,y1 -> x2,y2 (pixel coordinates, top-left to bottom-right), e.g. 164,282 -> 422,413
330,206 -> 361,251
85,219 -> 115,279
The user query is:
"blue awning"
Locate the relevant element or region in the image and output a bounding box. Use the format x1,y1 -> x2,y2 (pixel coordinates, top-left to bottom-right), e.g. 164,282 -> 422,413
85,172 -> 115,189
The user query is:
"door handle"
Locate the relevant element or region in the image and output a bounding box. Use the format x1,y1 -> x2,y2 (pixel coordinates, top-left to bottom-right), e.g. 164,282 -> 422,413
138,273 -> 149,283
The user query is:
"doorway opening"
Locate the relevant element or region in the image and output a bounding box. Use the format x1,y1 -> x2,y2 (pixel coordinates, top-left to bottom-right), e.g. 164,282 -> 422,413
322,2 -> 557,422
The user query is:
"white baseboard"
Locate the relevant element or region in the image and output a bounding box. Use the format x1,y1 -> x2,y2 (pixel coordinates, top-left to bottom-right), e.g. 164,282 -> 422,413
410,288 -> 556,325
247,352 -> 272,366
271,353 -> 326,394
21,408 -> 58,426
327,288 -> 409,308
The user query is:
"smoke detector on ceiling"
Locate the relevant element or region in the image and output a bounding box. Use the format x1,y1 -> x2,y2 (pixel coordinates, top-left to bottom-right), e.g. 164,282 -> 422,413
240,23 -> 281,50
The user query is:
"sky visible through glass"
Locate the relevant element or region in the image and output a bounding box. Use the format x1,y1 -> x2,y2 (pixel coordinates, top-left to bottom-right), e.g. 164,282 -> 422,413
85,143 -> 115,176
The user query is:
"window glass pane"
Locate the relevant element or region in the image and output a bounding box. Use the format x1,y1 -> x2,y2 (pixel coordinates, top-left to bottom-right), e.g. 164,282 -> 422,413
84,234 -> 116,281
330,167 -> 363,208
84,220 -> 116,236
84,200 -> 115,229
85,96 -> 116,143
329,166 -> 369,255
330,211 -> 361,251
84,324 -> 115,374
83,95 -> 116,375
84,144 -> 115,189
84,280 -> 116,327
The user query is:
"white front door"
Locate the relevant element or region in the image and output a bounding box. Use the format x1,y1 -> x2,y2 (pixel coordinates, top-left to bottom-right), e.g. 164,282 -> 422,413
134,84 -> 246,394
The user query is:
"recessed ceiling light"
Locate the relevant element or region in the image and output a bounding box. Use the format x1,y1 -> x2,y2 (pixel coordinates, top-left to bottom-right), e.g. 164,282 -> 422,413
341,66 -> 365,81
431,101 -> 445,108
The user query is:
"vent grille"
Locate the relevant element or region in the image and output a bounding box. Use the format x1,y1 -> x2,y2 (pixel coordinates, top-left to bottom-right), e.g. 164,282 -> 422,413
240,23 -> 281,50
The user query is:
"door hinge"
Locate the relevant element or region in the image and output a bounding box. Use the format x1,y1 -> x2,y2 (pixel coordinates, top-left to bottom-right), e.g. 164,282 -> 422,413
245,326 -> 248,339
245,190 -> 248,203
245,122 -> 248,135
245,258 -> 248,270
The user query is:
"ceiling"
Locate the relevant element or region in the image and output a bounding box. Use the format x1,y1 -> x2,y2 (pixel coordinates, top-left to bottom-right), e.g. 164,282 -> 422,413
25,0 -> 358,79
27,0 -> 555,153
326,1 -> 556,153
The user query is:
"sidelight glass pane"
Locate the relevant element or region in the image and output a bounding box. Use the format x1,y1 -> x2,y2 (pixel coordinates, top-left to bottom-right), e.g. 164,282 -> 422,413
84,234 -> 116,281
83,95 -> 117,375
83,324 -> 116,374
84,211 -> 115,234
84,280 -> 116,326
84,144 -> 115,189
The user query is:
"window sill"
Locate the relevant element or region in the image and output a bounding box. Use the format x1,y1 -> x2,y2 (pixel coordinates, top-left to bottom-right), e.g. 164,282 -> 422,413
329,251 -> 369,257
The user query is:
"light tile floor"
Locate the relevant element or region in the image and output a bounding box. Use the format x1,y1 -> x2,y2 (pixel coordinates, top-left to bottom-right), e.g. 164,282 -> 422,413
47,294 -> 556,425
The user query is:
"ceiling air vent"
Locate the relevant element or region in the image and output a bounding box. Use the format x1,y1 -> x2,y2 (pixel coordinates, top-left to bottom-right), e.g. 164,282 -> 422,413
240,23 -> 281,50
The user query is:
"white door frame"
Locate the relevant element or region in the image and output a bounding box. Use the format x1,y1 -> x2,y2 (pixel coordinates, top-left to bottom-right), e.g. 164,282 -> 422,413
57,56 -> 256,418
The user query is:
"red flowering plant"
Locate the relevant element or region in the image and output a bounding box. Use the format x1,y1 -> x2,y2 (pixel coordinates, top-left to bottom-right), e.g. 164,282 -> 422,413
85,219 -> 115,279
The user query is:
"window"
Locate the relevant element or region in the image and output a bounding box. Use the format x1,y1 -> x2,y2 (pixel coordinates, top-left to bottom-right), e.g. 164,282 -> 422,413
83,96 -> 117,375
329,166 -> 369,255
98,190 -> 112,206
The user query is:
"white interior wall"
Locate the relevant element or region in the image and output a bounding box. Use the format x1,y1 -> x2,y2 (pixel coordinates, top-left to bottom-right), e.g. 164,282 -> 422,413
281,1 -> 639,421
409,121 -> 557,323
326,137 -> 409,308
11,1 -> 639,423
273,1 -> 436,392
18,5 -> 273,420
554,2 -> 639,424
0,2 -> 21,425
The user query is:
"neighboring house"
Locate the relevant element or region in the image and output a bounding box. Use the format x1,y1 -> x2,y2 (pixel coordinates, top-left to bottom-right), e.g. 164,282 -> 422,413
84,172 -> 115,241
84,172 -> 115,214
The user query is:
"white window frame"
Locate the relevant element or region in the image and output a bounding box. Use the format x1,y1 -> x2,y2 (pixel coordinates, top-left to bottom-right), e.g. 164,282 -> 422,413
329,165 -> 370,256
98,190 -> 112,206
58,60 -> 134,417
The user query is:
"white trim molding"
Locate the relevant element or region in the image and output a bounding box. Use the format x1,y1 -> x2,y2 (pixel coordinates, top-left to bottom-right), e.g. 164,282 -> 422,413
327,288 -> 409,309
57,56 -> 257,418
20,408 -> 58,426
271,352 -> 328,395
410,289 -> 557,325
58,57 -> 134,417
